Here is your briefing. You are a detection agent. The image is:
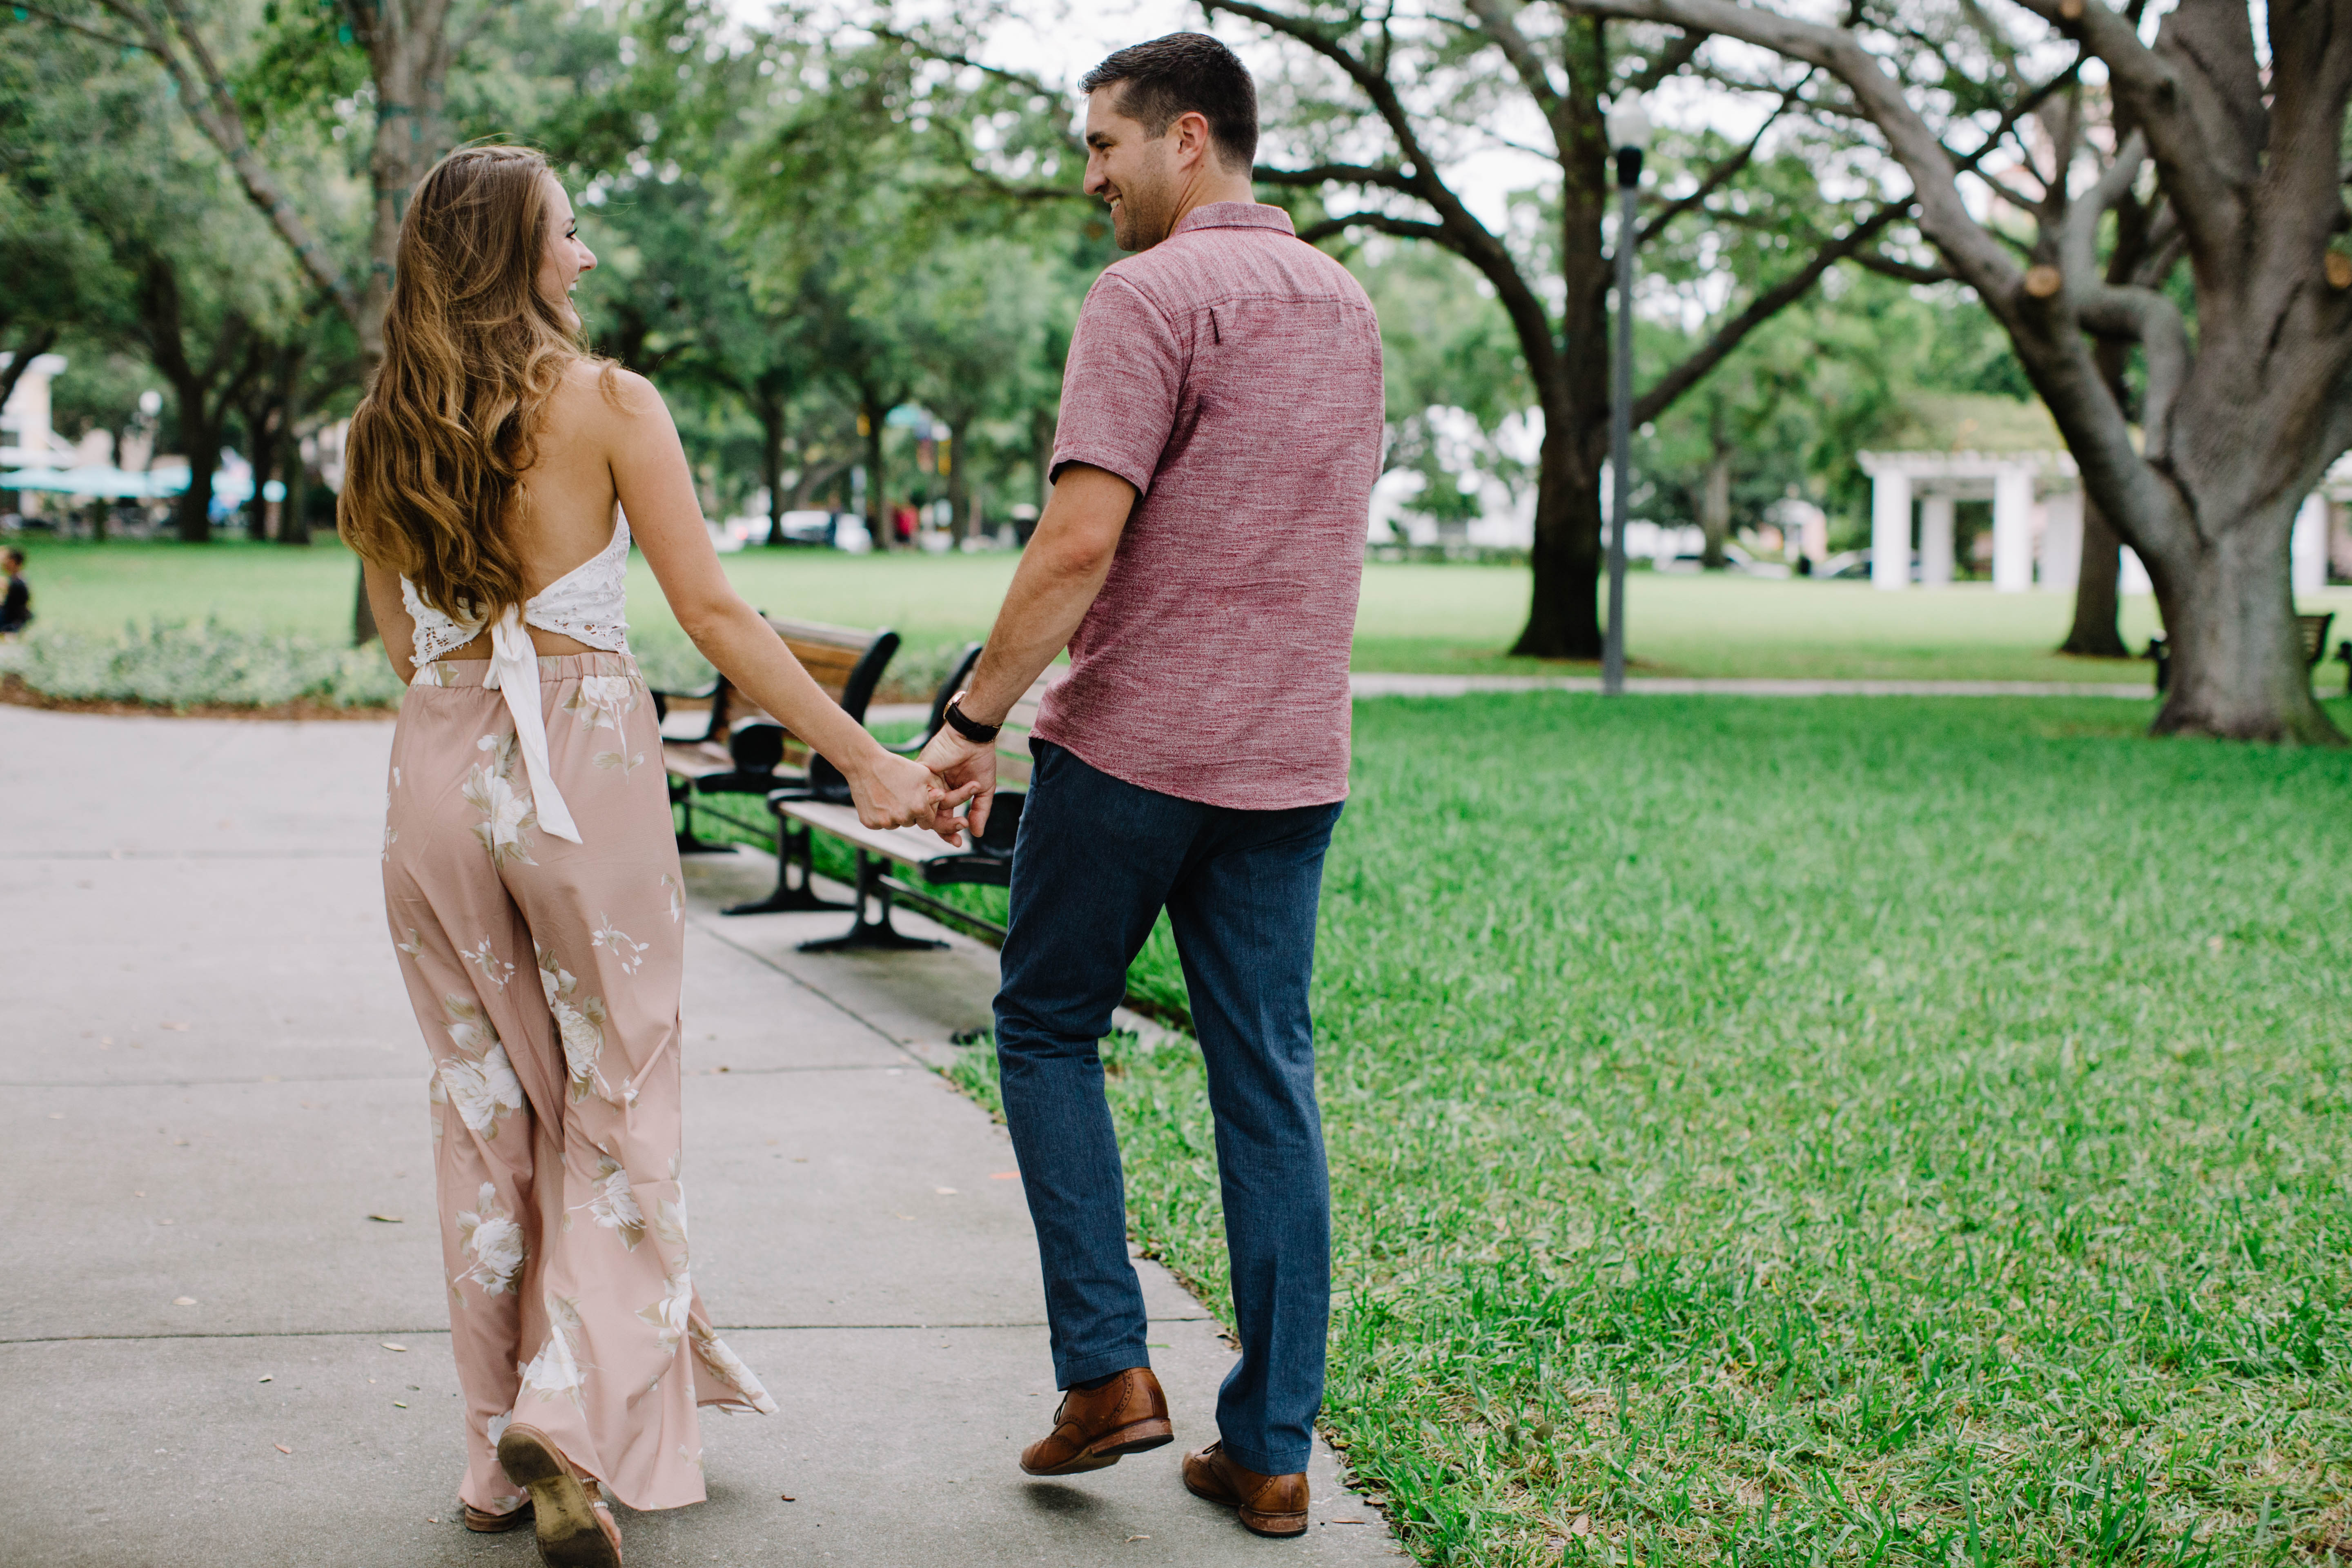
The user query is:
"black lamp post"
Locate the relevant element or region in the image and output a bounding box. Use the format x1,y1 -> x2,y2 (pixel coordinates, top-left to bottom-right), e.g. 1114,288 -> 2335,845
1602,95 -> 1652,696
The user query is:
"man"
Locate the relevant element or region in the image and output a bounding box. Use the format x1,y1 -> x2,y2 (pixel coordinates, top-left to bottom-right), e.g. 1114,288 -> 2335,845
918,32 -> 1383,1540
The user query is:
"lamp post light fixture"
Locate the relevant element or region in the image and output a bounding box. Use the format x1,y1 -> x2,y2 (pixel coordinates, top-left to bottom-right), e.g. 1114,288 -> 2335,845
1601,94 -> 1652,697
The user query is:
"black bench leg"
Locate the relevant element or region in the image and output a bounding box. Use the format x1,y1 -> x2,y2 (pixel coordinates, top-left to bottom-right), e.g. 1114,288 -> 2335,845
672,792 -> 731,855
797,852 -> 945,953
723,821 -> 852,916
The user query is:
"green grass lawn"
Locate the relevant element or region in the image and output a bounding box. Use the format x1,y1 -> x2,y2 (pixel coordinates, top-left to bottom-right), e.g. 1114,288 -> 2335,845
18,537 -> 2327,689
944,695 -> 2352,1567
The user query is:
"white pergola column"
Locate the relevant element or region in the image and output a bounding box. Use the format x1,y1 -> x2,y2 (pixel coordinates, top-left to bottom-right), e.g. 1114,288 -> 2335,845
1871,469 -> 1913,590
2292,493 -> 2330,596
1919,494 -> 1955,588
2037,489 -> 2083,591
1991,466 -> 2035,592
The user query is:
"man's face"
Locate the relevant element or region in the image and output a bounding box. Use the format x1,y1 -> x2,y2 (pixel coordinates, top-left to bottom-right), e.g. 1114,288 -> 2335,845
1083,88 -> 1179,252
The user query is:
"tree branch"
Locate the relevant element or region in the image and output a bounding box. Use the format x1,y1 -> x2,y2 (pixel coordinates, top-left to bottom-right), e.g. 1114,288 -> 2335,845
1625,30 -> 1706,94
1637,78 -> 1806,246
2057,130 -> 2190,460
1852,247 -> 1951,284
1296,212 -> 1453,247
81,0 -> 363,330
868,23 -> 1064,100
1460,0 -> 1561,114
11,2 -> 139,48
1254,161 -> 1418,193
1203,0 -> 1562,386
1631,200 -> 1904,427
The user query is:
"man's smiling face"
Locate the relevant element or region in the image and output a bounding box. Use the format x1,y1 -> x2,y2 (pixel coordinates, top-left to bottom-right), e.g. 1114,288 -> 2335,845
1082,87 -> 1178,252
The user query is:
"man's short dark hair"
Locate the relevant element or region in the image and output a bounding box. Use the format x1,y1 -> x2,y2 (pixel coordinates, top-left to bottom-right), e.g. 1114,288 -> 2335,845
1080,33 -> 1258,172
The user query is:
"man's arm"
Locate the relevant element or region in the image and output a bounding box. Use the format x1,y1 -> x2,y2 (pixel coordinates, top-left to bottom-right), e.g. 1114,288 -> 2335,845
917,462 -> 1138,835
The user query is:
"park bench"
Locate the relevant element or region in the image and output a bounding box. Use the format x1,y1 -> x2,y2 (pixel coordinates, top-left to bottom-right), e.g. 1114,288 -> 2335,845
717,641 -> 983,918
767,662 -> 1050,953
650,616 -> 898,864
2150,611 -> 2333,694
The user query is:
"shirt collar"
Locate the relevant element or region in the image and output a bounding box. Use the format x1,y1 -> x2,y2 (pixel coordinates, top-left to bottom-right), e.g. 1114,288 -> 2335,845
1170,202 -> 1298,238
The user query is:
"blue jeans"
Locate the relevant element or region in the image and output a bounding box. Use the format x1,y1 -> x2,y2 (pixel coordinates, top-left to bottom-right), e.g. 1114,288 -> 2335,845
995,740 -> 1342,1477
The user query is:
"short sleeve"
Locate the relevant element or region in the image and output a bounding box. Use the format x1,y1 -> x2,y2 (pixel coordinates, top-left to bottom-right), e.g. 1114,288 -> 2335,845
1050,273 -> 1183,497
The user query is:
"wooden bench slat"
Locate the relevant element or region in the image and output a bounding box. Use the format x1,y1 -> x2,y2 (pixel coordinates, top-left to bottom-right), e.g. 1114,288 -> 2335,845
762,615 -> 886,650
661,739 -> 734,779
774,800 -> 973,870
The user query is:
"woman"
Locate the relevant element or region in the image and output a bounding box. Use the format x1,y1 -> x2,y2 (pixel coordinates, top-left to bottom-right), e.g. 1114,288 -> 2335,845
341,144 -> 969,1568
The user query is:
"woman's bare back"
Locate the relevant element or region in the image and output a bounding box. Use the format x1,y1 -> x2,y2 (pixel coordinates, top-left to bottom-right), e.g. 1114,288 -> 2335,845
444,360 -> 626,659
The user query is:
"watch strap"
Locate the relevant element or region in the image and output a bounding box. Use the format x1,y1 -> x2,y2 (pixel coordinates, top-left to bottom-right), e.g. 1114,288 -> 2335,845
942,693 -> 1001,744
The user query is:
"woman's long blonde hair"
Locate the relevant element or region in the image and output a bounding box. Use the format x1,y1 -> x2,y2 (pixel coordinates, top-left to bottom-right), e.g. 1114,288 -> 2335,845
339,145 -> 601,621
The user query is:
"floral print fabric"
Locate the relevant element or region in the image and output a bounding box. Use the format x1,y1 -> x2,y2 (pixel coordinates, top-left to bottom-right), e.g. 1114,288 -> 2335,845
382,652 -> 773,1517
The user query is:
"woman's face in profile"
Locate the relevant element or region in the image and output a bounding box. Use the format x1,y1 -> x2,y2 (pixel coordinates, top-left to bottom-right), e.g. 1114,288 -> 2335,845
535,174 -> 597,332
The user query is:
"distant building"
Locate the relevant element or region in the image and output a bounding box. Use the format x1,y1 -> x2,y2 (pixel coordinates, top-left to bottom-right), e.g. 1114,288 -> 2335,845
0,352 -> 67,468
1859,393 -> 2338,594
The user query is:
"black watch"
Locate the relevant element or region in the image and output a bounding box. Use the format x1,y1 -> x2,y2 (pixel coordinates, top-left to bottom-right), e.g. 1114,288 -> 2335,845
943,693 -> 1001,744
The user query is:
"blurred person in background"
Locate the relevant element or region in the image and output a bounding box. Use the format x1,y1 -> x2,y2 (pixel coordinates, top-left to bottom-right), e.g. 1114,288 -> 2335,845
0,547 -> 30,636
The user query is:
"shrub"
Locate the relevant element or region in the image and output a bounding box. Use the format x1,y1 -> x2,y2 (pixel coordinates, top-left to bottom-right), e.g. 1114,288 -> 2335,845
0,619 -> 406,708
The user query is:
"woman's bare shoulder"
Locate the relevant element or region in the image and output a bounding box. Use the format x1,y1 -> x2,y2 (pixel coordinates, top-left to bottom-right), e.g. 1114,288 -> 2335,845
550,357 -> 666,426
542,357 -> 669,448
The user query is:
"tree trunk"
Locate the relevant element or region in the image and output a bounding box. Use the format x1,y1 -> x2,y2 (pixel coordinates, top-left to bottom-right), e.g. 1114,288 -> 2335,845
755,394 -> 788,546
861,397 -> 889,551
943,418 -> 972,541
2147,502 -> 2334,742
2058,492 -> 2128,656
280,423 -> 311,546
1700,424 -> 1733,570
1512,34 -> 1613,660
174,411 -> 219,543
2059,336 -> 2131,656
1513,397 -> 1606,657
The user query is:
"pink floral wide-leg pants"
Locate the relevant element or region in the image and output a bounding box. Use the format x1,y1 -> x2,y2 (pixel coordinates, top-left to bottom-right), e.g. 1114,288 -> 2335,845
381,652 -> 773,1518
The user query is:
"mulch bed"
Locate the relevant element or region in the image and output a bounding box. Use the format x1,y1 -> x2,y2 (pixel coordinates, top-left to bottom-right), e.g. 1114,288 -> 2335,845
0,675 -> 394,722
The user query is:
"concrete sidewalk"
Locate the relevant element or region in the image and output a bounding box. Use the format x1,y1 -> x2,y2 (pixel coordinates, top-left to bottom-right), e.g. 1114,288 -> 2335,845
0,708 -> 1399,1567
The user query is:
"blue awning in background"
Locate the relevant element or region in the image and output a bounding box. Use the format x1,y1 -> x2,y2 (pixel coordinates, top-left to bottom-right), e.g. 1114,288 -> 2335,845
0,466 -> 190,499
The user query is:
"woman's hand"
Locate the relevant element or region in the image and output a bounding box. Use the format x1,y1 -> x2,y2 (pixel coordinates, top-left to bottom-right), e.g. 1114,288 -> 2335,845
849,749 -> 979,845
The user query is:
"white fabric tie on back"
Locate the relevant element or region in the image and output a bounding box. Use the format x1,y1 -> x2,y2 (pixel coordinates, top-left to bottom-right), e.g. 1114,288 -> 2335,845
399,512 -> 634,848
481,605 -> 582,844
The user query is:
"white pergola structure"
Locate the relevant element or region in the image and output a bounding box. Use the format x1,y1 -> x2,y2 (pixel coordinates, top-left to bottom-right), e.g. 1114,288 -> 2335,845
1857,449 -> 2074,592
1861,447 -> 2340,595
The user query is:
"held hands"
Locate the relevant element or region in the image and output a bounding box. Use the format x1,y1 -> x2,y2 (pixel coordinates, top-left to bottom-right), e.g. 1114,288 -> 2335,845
849,749 -> 980,846
916,724 -> 998,842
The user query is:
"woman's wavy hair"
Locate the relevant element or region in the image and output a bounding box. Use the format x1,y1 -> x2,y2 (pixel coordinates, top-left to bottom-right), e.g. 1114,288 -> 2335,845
338,144 -> 603,621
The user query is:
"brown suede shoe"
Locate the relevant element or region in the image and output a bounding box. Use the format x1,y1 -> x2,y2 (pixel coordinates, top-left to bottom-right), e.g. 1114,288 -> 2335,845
1018,1367 -> 1174,1476
496,1422 -> 622,1568
461,1498 -> 532,1533
1183,1441 -> 1309,1538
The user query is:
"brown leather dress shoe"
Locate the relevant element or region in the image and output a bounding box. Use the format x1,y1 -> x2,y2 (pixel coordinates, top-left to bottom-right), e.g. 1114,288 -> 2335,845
495,1422 -> 623,1568
1183,1441 -> 1309,1538
1019,1367 -> 1174,1476
461,1498 -> 532,1533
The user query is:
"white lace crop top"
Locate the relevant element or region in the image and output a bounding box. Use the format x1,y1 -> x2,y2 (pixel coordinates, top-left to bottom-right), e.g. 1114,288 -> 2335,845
400,513 -> 633,846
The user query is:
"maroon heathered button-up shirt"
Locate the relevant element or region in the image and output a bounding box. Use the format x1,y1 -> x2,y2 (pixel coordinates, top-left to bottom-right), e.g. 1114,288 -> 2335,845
1035,201 -> 1384,810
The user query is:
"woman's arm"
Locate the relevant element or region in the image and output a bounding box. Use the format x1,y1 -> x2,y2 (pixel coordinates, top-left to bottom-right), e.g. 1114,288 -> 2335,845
598,368 -> 970,840
363,560 -> 419,686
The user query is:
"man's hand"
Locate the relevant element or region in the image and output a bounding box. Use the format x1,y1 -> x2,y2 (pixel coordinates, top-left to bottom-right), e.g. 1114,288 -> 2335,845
851,750 -> 978,846
918,726 -> 999,842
